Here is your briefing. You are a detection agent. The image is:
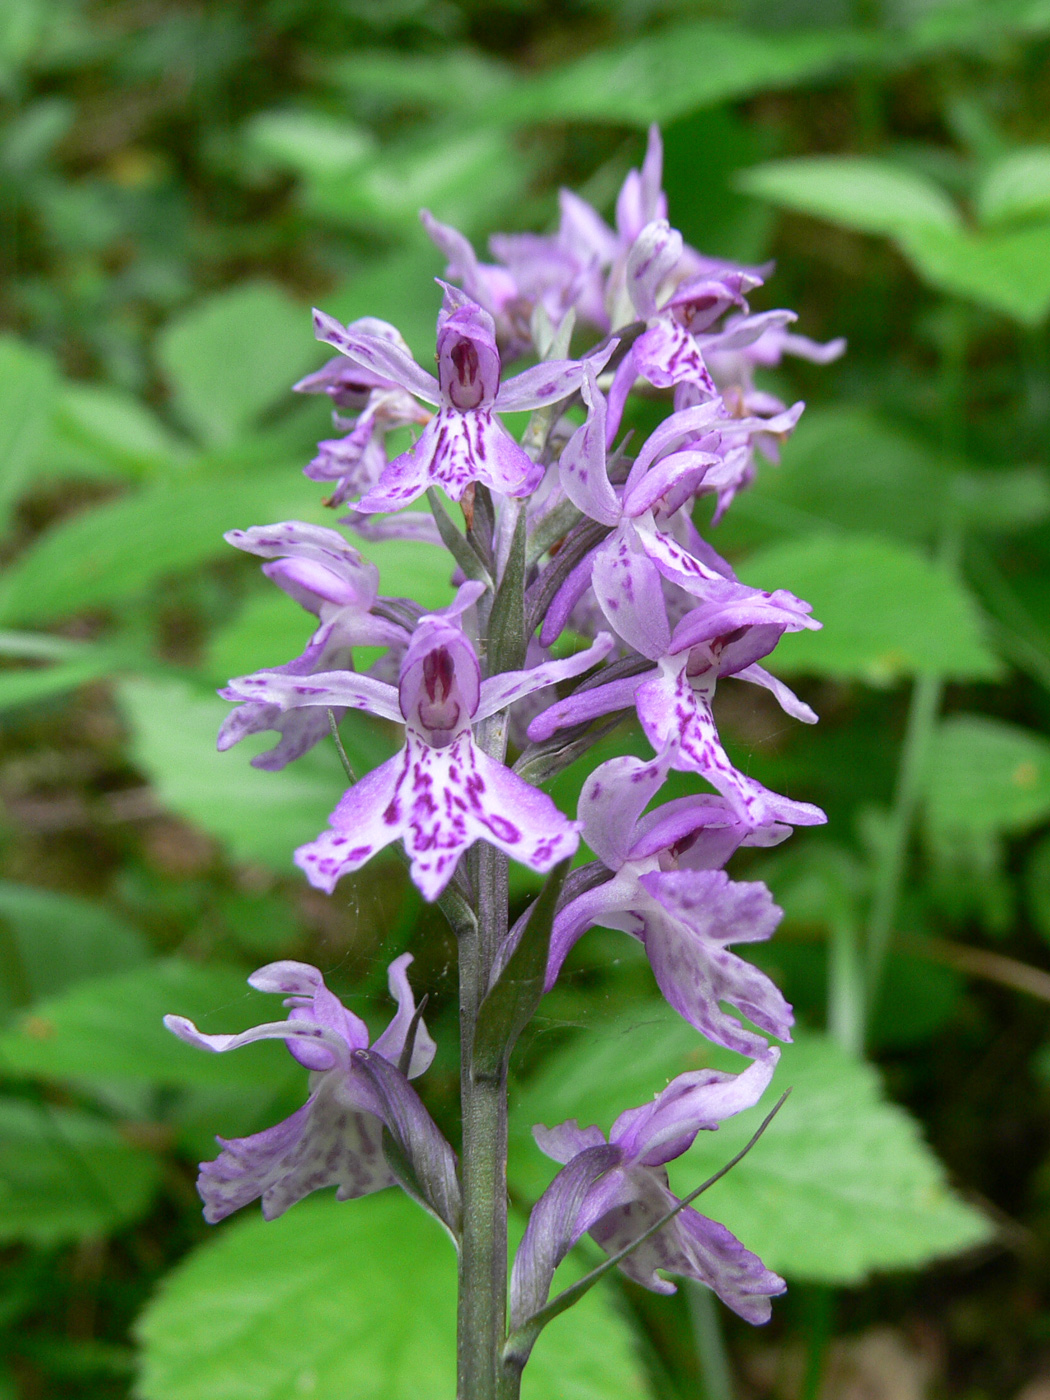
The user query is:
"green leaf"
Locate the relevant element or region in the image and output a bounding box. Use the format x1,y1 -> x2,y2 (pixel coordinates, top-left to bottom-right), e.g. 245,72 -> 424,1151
136,1190 -> 650,1400
206,591 -> 317,686
305,126 -> 532,240
976,147 -> 1050,227
324,248 -> 446,363
896,222 -> 1050,325
243,110 -> 374,181
0,1097 -> 160,1246
329,49 -> 513,111
0,337 -> 58,534
510,1011 -> 990,1283
0,880 -> 148,1014
904,0 -> 1050,53
0,959 -> 299,1089
157,283 -> 320,446
925,714 -> 1050,837
0,646 -> 129,712
51,382 -> 190,479
493,24 -> 871,128
118,677 -> 392,871
736,156 -> 960,239
740,534 -> 1001,683
473,859 -> 570,1078
0,464 -> 332,626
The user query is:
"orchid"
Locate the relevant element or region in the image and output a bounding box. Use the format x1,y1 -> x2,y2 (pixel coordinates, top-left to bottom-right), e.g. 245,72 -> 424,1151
311,284 -> 614,510
511,1053 -> 785,1329
164,955 -> 457,1230
166,125 -> 842,1400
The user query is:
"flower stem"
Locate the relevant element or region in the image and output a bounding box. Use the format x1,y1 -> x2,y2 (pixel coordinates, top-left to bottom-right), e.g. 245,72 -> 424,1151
688,1284 -> 735,1400
458,714 -> 512,1399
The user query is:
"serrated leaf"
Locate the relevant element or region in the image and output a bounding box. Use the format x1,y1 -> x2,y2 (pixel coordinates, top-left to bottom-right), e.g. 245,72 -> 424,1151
493,24 -> 872,128
118,677 -> 393,871
0,1097 -> 160,1245
0,880 -> 148,1014
740,534 -> 1000,683
736,156 -> 960,239
0,464 -> 332,626
926,714 -> 1050,836
0,959 -> 299,1089
510,1012 -> 990,1283
135,1190 -> 650,1400
157,284 -> 320,446
897,222 -> 1050,325
0,337 -> 58,534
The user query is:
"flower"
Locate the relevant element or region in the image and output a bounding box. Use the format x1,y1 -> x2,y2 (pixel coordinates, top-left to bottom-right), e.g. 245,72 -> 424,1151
164,955 -> 451,1225
543,749 -> 799,1057
216,522 -> 407,771
311,285 -> 615,510
510,1051 -> 785,1327
222,584 -> 614,899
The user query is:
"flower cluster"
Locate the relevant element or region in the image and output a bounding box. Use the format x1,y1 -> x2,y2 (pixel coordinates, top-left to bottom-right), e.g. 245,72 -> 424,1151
169,126 -> 841,1337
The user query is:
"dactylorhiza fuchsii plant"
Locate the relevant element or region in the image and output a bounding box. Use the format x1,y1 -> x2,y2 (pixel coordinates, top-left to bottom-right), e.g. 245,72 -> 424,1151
164,127 -> 843,1399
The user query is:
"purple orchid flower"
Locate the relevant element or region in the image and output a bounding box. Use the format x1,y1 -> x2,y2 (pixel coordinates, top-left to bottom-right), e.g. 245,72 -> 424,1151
311,285 -> 615,512
164,954 -> 453,1226
223,583 -> 614,900
511,1051 -> 785,1327
531,575 -> 824,830
542,748 -> 799,1057
216,523 -> 408,771
543,365 -> 807,661
420,209 -> 533,357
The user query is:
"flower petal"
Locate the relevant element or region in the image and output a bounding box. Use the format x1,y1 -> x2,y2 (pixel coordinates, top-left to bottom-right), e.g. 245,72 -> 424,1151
312,308 -> 440,404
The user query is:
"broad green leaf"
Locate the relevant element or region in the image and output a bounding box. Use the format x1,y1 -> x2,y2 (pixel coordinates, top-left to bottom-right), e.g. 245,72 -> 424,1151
719,408 -> 952,552
0,337 -> 58,534
136,1190 -> 650,1400
244,110 -> 374,181
0,1097 -> 160,1246
0,959 -> 299,1089
736,157 -> 960,239
904,0 -> 1050,52
976,147 -> 1050,227
510,1012 -> 990,1283
206,591 -> 317,686
0,647 -> 129,712
157,284 -> 320,446
0,880 -> 148,1014
50,382 -> 190,478
356,532 -> 457,612
720,409 -> 1048,552
0,464 -> 331,626
305,127 -> 531,239
492,24 -> 872,128
330,49 -> 513,110
117,677 -> 392,870
897,222 -> 1050,325
741,534 -> 1000,683
926,714 -> 1050,837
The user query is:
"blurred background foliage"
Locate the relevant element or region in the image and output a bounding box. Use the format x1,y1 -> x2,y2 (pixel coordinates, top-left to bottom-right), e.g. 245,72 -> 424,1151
2,0 -> 1050,1396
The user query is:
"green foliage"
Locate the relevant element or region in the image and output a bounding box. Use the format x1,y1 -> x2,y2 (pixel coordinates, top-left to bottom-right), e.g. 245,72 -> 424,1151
157,284 -> 320,447
741,534 -> 1000,683
117,678 -> 388,871
0,336 -> 57,535
925,715 -> 1050,836
976,148 -> 1050,227
0,959 -> 299,1090
135,1191 -> 651,1400
0,465 -> 331,626
0,1097 -> 160,1246
0,880 -> 148,1015
510,1009 -> 990,1283
737,157 -> 962,239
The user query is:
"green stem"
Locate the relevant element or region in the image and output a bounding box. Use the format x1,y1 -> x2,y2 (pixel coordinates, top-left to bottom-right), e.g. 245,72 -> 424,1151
799,1286 -> 835,1400
688,1284 -> 734,1400
828,918 -> 865,1057
863,664 -> 943,1024
457,720 -> 511,1399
